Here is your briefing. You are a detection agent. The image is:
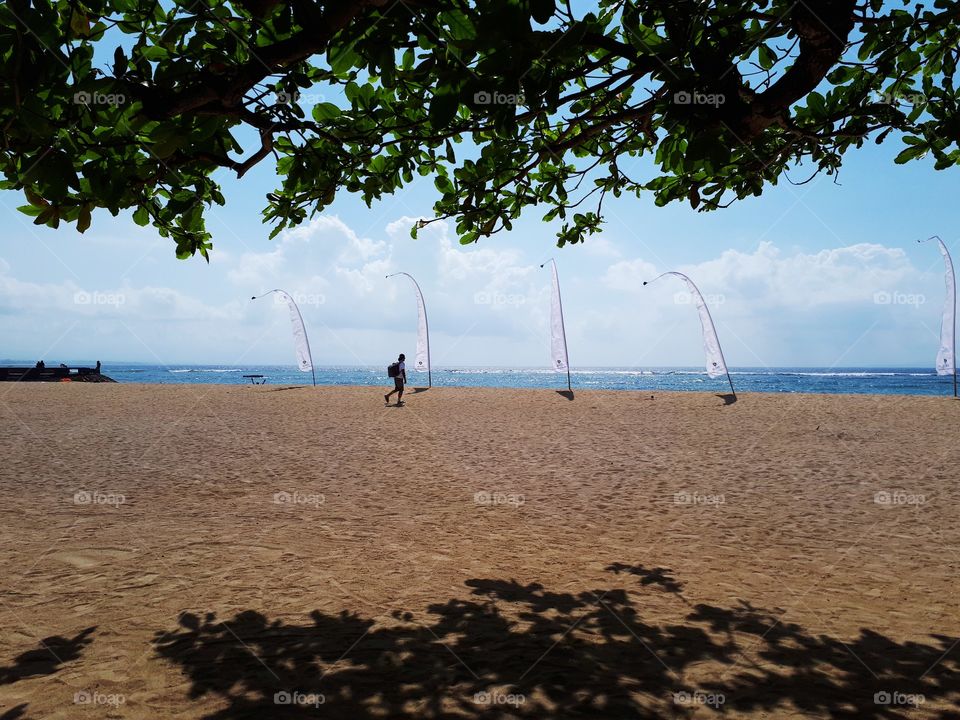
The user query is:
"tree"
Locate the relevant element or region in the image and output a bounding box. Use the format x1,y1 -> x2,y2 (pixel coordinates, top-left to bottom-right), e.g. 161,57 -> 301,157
1,0 -> 958,259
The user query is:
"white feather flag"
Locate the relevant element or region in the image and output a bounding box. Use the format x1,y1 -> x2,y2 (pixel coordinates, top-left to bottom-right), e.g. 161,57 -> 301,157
387,273 -> 431,382
932,237 -> 956,378
646,272 -> 730,381
252,290 -> 315,383
544,259 -> 570,374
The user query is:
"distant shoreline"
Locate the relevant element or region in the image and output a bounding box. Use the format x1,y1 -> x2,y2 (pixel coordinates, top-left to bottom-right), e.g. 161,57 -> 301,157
8,364 -> 950,397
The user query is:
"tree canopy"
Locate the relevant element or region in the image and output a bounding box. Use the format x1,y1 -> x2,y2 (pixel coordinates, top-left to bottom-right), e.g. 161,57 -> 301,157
1,0 -> 958,258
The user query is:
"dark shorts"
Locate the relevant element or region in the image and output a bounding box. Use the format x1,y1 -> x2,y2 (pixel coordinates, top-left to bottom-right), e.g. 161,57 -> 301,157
394,377 -> 404,391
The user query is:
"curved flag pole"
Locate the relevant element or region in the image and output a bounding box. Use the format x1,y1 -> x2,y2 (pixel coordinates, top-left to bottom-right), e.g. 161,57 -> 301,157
540,258 -> 572,392
251,290 -> 316,386
644,272 -> 736,399
919,236 -> 957,398
385,272 -> 432,387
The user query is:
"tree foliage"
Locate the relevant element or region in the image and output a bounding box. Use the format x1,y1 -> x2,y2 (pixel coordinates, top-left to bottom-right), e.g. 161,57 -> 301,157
1,0 -> 958,258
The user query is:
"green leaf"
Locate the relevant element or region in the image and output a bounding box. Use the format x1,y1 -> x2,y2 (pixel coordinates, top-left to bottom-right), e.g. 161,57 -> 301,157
311,102 -> 341,121
428,89 -> 460,130
329,46 -> 359,75
529,0 -> 555,24
77,206 -> 92,233
894,145 -> 926,164
758,44 -> 775,70
70,10 -> 90,37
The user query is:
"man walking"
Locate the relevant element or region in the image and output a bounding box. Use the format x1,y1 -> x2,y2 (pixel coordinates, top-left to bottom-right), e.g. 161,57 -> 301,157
385,353 -> 407,406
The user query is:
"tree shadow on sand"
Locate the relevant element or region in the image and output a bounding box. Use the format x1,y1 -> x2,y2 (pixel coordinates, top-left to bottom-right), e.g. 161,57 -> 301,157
605,562 -> 687,600
0,627 -> 96,720
0,627 -> 96,686
152,570 -> 959,719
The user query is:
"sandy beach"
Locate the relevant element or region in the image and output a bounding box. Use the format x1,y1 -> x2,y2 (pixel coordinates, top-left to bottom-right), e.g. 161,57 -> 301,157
0,383 -> 958,719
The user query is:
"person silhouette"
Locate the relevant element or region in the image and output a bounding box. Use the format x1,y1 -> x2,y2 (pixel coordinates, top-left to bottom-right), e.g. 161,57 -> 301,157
384,353 -> 407,406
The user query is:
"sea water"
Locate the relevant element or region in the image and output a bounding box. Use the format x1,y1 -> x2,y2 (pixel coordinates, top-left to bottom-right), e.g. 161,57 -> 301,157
44,364 -> 954,396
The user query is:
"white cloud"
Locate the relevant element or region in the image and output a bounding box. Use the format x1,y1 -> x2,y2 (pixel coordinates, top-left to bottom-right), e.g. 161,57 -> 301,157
226,214 -> 388,290
606,241 -> 920,309
0,213 -> 945,367
579,236 -> 622,259
678,241 -> 916,308
602,258 -> 660,292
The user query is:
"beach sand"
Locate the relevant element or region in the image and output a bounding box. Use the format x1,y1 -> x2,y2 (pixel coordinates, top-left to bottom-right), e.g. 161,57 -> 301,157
0,383 -> 958,718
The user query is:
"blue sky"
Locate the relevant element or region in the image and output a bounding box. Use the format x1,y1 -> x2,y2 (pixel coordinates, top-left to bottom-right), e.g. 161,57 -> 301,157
0,126 -> 956,369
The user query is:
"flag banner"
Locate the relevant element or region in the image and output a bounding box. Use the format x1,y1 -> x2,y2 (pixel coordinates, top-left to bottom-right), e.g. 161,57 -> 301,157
254,290 -> 314,373
546,259 -> 570,373
387,273 -> 431,378
279,291 -> 313,373
930,237 -> 956,377
412,281 -> 429,373
648,272 -> 728,379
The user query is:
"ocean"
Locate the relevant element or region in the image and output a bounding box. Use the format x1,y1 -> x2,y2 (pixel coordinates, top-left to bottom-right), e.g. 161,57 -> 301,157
49,364 -> 956,396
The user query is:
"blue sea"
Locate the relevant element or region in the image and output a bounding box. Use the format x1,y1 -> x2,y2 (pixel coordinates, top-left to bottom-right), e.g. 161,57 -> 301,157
34,363 -> 956,396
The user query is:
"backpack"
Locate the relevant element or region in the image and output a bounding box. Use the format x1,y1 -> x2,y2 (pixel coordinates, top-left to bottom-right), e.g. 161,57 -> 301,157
387,362 -> 400,378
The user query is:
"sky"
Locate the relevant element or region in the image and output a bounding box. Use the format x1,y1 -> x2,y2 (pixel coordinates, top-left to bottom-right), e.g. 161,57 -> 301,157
0,123 -> 957,369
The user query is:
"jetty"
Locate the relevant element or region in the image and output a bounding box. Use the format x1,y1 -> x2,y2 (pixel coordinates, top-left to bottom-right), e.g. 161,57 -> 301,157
0,363 -> 116,382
